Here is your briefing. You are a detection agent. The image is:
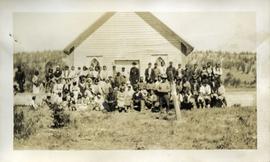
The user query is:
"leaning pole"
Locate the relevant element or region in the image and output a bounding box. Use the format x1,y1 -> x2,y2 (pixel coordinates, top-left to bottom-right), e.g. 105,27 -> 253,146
170,82 -> 181,120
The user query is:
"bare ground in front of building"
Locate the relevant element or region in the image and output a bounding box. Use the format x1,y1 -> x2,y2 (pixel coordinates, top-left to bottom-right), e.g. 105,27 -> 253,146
14,105 -> 256,150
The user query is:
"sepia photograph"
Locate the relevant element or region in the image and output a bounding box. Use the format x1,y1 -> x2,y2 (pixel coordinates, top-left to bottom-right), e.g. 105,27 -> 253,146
13,12 -> 257,150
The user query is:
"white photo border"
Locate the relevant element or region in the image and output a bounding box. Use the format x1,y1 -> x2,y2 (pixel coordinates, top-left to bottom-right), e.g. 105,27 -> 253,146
0,0 -> 269,162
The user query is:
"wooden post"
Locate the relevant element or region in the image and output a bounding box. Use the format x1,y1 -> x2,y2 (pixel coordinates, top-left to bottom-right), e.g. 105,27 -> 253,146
170,82 -> 181,120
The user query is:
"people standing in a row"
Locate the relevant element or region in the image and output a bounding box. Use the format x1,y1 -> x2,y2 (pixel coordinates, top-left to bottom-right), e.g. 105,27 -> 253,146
16,60 -> 226,112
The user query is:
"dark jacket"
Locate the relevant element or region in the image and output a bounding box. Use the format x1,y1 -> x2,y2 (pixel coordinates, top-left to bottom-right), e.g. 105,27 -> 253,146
166,66 -> 176,81
129,67 -> 140,85
15,70 -> 26,83
144,68 -> 155,82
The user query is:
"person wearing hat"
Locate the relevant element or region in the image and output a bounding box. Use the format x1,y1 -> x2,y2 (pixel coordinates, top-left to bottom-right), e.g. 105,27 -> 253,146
129,62 -> 140,88
144,62 -> 155,83
166,61 -> 176,82
156,74 -> 171,112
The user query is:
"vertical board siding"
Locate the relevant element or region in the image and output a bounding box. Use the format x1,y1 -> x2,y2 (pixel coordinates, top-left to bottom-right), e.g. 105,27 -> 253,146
73,12 -> 184,75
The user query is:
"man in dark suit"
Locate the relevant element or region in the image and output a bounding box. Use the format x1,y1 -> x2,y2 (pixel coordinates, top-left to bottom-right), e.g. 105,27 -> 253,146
144,62 -> 154,83
129,62 -> 140,88
166,61 -> 176,82
153,63 -> 160,81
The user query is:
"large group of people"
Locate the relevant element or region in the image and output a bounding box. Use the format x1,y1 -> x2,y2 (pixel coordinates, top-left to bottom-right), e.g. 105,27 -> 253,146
14,61 -> 227,113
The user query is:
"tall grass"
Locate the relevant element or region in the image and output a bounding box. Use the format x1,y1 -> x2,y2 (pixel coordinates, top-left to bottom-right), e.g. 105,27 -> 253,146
14,106 -> 257,149
14,105 -> 54,139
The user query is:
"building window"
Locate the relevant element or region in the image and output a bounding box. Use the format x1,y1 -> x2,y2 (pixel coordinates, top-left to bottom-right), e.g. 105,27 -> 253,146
90,58 -> 100,71
156,57 -> 165,66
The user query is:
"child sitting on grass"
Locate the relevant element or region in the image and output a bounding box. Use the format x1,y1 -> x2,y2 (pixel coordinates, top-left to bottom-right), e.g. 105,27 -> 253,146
117,86 -> 127,113
103,87 -> 117,112
93,93 -> 104,111
145,90 -> 158,111
132,85 -> 143,112
31,96 -> 38,110
124,84 -> 134,111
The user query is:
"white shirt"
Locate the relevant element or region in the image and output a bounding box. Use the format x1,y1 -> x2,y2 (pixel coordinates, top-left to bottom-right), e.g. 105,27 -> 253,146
93,70 -> 99,78
159,66 -> 166,75
199,84 -> 211,95
100,70 -> 108,80
69,70 -> 76,79
213,67 -> 223,76
53,83 -> 63,94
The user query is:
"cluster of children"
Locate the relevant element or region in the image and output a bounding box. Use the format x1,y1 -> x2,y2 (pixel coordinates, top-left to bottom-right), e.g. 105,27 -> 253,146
28,61 -> 227,113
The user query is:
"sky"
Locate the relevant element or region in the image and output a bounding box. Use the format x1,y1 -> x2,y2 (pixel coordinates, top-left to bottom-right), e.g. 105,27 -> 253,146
13,12 -> 256,53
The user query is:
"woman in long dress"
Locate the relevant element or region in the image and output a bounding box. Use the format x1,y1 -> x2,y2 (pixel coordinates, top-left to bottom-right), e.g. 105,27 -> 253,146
32,70 -> 40,94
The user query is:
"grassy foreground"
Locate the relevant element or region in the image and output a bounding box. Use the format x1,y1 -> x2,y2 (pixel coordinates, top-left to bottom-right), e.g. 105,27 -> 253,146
14,106 -> 256,150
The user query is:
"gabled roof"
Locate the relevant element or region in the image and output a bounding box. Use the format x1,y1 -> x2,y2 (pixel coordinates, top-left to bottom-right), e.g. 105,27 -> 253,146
63,12 -> 194,56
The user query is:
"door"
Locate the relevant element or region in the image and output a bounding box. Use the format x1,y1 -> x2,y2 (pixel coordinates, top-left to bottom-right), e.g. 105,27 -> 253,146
114,60 -> 140,80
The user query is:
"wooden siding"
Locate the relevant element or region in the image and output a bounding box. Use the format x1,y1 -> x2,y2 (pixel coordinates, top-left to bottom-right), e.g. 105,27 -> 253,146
72,12 -> 184,75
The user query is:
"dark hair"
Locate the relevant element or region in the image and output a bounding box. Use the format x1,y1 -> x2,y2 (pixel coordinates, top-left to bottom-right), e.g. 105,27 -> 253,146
34,70 -> 39,76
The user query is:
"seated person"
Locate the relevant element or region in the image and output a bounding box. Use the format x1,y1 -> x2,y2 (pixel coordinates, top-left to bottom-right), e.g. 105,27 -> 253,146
132,85 -> 143,112
103,87 -> 117,112
216,81 -> 227,107
124,84 -> 134,111
146,79 -> 155,91
138,76 -> 146,90
199,80 -> 212,108
93,93 -> 104,111
145,90 -> 159,111
31,96 -> 38,110
83,90 -> 94,105
117,86 -> 126,112
42,95 -> 53,108
180,91 -> 193,110
201,65 -> 208,80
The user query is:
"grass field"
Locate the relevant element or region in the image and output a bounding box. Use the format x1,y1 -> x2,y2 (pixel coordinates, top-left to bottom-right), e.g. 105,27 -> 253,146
14,106 -> 257,150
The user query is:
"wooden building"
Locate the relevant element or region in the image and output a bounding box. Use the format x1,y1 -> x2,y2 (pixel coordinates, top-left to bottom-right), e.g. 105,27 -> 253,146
63,12 -> 194,76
